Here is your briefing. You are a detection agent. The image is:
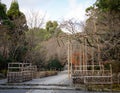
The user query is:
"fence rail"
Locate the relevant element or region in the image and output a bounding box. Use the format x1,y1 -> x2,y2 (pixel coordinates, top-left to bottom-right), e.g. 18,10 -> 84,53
7,62 -> 37,83
72,65 -> 113,85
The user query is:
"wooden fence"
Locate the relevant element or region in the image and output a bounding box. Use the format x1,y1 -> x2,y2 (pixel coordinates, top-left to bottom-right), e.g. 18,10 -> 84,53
72,65 -> 113,85
7,63 -> 37,83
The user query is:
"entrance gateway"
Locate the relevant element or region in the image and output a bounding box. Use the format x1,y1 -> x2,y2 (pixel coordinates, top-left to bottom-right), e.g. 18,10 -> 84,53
67,39 -> 112,90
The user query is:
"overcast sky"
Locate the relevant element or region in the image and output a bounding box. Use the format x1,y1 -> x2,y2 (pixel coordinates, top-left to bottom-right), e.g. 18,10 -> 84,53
2,0 -> 96,21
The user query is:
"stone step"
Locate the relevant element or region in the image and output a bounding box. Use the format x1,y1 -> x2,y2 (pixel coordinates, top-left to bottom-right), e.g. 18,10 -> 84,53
0,83 -> 69,86
0,85 -> 75,90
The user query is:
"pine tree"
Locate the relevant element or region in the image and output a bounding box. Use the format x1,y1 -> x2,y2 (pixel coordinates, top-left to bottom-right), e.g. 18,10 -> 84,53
7,0 -> 28,62
0,2 -> 7,20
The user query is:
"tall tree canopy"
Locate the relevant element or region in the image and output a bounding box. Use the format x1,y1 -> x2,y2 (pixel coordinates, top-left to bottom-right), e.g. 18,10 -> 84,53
85,0 -> 120,63
6,0 -> 28,62
0,2 -> 12,28
95,0 -> 120,12
0,2 -> 7,20
46,21 -> 58,34
7,0 -> 21,20
0,2 -> 11,71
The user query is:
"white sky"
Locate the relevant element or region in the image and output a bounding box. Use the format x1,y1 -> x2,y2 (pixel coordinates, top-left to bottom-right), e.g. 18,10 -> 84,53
2,0 -> 96,22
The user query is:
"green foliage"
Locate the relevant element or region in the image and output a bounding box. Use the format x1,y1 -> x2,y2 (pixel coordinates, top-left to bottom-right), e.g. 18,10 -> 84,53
0,2 -> 13,29
0,69 -> 7,77
34,28 -> 49,41
104,61 -> 120,73
6,0 -> 28,62
1,1 -> 64,71
46,21 -> 58,34
86,6 -> 94,13
7,0 -> 27,29
48,58 -> 63,70
7,0 -> 21,19
44,20 -> 63,40
0,2 -> 7,19
95,0 -> 120,12
2,19 -> 14,29
27,21 -> 60,42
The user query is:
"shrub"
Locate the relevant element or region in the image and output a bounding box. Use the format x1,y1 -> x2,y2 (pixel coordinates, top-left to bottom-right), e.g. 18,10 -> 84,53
104,60 -> 120,73
48,58 -> 63,71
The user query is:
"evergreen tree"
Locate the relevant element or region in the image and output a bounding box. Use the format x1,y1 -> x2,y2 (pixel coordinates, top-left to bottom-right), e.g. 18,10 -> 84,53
0,2 -> 7,20
0,2 -> 13,28
95,0 -> 120,12
45,21 -> 62,39
7,0 -> 28,62
0,2 -> 12,71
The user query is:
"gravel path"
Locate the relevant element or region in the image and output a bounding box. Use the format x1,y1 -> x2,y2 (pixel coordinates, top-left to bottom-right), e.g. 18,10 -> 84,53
0,71 -> 116,93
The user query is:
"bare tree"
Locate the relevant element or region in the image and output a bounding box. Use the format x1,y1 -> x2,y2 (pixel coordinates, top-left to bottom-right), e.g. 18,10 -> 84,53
27,11 -> 45,28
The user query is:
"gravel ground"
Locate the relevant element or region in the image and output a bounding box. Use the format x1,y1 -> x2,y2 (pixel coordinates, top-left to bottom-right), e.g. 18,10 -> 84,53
0,89 -> 118,93
0,71 -> 117,93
